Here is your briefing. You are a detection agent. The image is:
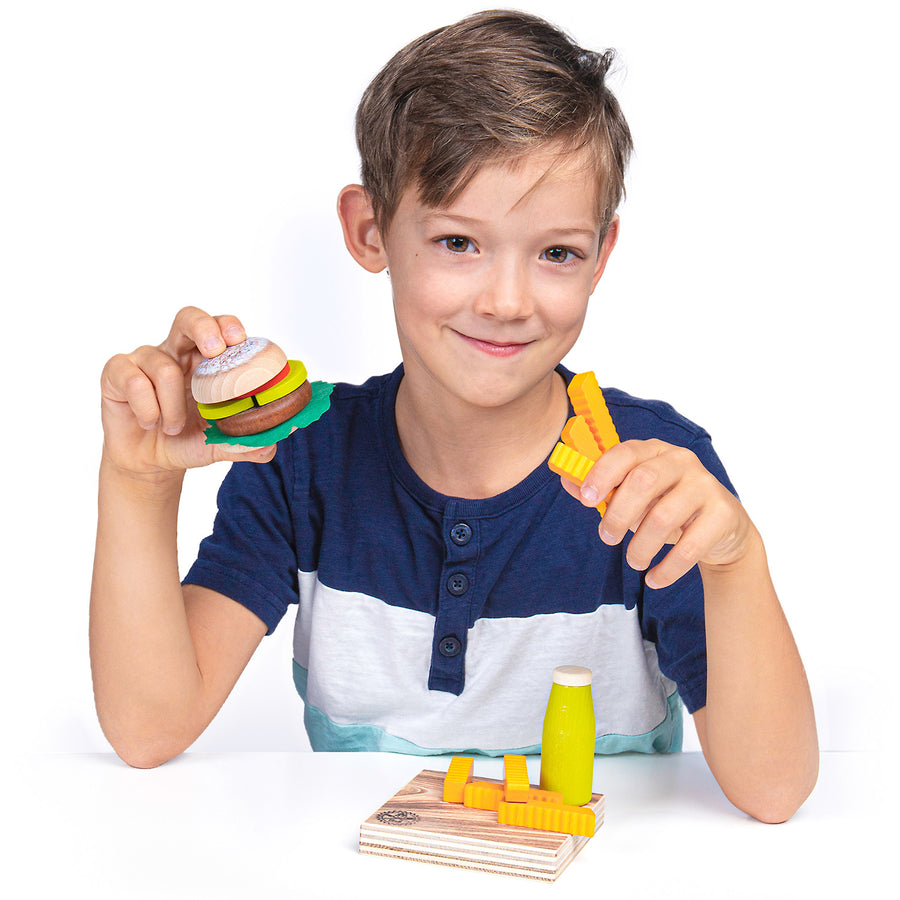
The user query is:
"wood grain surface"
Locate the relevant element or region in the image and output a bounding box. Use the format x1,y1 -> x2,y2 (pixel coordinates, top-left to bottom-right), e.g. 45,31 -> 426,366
359,769 -> 604,881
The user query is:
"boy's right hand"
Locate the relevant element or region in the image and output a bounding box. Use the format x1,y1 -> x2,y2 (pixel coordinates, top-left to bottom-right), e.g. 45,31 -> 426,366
100,306 -> 277,478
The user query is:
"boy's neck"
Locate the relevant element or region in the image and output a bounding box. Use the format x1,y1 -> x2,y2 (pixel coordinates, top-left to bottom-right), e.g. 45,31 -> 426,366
394,368 -> 570,499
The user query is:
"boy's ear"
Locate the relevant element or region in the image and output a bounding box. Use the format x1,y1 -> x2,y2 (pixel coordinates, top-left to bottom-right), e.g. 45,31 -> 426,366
337,184 -> 388,273
590,215 -> 620,294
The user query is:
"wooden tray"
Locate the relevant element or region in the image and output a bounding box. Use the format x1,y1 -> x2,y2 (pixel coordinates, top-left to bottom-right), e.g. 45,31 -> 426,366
359,769 -> 604,881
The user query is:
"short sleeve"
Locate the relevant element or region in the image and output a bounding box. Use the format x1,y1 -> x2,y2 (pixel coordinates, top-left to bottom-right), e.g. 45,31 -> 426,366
183,444 -> 300,635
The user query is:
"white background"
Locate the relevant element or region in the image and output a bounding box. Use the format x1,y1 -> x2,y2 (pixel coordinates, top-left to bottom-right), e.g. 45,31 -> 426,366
2,0 -> 896,758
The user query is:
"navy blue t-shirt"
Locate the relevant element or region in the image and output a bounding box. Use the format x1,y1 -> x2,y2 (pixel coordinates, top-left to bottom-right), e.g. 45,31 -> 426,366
184,365 -> 736,755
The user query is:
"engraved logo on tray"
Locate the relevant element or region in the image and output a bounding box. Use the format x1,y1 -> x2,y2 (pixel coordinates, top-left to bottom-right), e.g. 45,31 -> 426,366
376,810 -> 421,826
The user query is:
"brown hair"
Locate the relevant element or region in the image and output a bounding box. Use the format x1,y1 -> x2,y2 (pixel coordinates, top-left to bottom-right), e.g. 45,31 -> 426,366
355,9 -> 633,236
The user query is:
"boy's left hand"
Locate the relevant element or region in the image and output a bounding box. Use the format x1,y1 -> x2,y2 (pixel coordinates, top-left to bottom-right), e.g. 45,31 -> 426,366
563,440 -> 752,589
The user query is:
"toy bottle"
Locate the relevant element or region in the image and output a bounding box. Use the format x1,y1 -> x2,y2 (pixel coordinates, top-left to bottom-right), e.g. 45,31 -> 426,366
539,665 -> 595,806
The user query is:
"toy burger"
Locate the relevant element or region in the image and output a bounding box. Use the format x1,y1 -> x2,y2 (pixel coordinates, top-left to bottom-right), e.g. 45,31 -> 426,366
191,336 -> 331,445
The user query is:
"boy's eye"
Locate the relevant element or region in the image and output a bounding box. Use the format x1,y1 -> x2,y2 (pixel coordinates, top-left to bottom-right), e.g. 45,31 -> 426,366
441,236 -> 473,253
543,247 -> 571,263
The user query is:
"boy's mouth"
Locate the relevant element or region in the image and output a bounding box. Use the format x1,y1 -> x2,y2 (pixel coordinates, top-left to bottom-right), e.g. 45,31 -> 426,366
456,331 -> 534,358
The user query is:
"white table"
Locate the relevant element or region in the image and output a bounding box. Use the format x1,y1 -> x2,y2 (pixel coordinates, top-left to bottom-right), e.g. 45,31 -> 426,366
4,751 -> 890,898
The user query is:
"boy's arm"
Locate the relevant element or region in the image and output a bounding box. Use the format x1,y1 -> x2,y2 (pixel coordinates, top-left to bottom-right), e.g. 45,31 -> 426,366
568,440 -> 818,823
90,307 -> 274,768
90,463 -> 266,768
692,529 -> 818,823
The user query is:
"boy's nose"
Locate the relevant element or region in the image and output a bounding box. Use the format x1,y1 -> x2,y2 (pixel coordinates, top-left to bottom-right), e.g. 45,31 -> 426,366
474,260 -> 534,320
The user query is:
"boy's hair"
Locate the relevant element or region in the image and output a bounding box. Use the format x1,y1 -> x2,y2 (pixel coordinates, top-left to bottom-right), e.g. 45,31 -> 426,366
355,9 -> 633,237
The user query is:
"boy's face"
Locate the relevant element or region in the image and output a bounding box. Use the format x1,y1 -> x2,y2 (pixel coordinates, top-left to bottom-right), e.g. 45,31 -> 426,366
377,147 -> 617,412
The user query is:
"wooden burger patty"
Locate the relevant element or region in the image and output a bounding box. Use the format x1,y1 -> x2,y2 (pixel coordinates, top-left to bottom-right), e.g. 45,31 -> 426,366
216,380 -> 312,436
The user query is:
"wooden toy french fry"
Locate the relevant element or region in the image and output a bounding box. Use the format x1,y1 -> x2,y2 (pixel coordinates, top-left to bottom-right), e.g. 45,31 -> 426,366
550,372 -> 620,515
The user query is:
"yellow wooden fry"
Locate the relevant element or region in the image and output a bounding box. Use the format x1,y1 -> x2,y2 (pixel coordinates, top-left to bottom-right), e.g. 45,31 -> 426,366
561,415 -> 602,461
548,443 -> 609,515
567,371 -> 619,453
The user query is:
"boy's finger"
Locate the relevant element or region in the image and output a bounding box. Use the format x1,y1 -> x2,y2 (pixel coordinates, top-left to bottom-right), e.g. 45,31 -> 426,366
560,477 -> 583,502
212,443 -> 278,465
579,439 -> 665,506
644,515 -> 713,589
622,483 -> 697,572
213,314 -> 248,347
585,441 -> 677,543
162,306 -> 243,361
160,306 -> 218,358
127,346 -> 190,434
103,353 -> 161,430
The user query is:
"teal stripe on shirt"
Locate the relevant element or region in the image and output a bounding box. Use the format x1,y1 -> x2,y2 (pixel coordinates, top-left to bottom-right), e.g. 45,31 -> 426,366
293,661 -> 683,755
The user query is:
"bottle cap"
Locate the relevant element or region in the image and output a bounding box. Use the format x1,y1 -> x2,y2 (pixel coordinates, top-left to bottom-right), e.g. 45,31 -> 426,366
552,665 -> 592,687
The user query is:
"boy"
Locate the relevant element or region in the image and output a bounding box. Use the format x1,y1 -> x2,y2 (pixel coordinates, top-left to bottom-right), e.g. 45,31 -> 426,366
91,10 -> 817,823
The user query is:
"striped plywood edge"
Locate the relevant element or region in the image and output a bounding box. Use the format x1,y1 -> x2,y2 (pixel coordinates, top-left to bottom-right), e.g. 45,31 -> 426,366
359,769 -> 604,881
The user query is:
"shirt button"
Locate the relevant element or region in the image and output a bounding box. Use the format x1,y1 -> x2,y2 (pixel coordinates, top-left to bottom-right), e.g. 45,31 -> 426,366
439,635 -> 462,657
450,522 -> 473,546
446,572 -> 470,596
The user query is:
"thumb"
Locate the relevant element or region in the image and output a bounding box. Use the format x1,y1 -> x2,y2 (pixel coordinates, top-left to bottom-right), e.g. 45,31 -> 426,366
213,443 -> 278,465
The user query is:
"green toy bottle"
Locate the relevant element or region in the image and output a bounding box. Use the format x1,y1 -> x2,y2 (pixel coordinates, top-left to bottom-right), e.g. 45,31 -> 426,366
539,665 -> 595,806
